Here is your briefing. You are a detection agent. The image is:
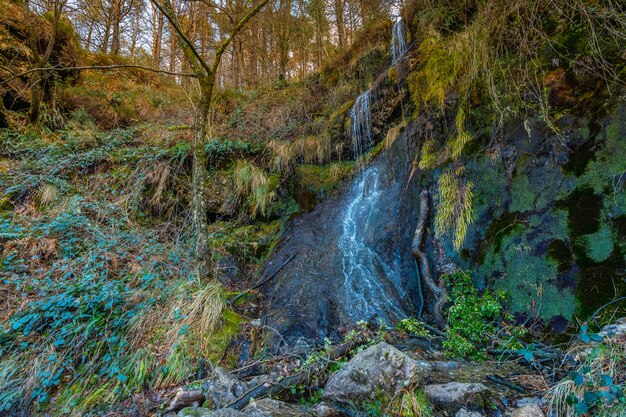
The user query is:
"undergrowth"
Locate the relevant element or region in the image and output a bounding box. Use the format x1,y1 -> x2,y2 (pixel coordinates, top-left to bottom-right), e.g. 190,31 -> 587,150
0,128 -> 280,415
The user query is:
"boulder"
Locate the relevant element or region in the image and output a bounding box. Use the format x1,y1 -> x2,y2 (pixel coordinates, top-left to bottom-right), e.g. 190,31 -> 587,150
509,404 -> 545,417
424,382 -> 489,414
206,367 -> 249,408
456,408 -> 484,417
322,342 -> 428,405
243,398 -> 316,417
597,317 -> 626,339
178,408 -> 247,417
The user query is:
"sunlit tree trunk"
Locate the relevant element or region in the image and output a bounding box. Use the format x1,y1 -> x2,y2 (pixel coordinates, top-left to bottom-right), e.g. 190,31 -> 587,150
152,0 -> 269,280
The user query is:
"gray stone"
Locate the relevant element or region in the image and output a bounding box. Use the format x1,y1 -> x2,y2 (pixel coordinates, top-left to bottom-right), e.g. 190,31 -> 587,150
424,382 -> 489,413
456,408 -> 484,417
209,410 -> 248,417
509,404 -> 545,417
207,367 -> 249,408
243,398 -> 315,417
598,317 -> 626,339
179,407 -> 211,417
322,342 -> 428,405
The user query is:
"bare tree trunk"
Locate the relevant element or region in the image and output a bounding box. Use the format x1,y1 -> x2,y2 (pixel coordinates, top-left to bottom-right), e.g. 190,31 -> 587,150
28,72 -> 43,126
152,0 -> 269,280
191,80 -> 213,279
24,0 -> 66,126
111,0 -> 122,54
152,8 -> 164,67
334,0 -> 346,49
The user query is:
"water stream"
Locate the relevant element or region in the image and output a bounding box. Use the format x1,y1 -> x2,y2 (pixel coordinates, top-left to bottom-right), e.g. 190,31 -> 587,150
391,19 -> 408,65
350,90 -> 372,160
338,166 -> 407,321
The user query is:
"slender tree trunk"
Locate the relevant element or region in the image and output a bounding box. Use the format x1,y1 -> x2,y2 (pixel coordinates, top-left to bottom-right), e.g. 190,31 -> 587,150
153,9 -> 164,67
191,78 -> 213,279
28,73 -> 43,126
86,20 -> 94,50
334,0 -> 346,49
111,0 -> 122,54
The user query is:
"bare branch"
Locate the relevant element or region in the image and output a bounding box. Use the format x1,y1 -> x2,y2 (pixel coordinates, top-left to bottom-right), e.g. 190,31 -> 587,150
150,0 -> 212,76
0,64 -> 196,86
212,0 -> 270,74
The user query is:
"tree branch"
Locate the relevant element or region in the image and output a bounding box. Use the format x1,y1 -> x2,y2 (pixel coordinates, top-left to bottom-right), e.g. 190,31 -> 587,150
0,64 -> 196,86
150,0 -> 212,76
212,0 -> 270,74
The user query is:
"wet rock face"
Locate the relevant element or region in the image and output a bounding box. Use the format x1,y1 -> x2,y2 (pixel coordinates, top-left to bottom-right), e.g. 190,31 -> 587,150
436,105 -> 626,322
322,342 -> 429,406
259,125 -> 421,346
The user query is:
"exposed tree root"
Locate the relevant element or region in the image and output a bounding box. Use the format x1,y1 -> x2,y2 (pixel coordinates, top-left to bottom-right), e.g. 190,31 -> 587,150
411,190 -> 448,328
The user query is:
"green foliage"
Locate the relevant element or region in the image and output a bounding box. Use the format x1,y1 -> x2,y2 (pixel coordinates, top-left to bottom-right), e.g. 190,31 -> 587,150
0,129 -> 277,415
396,318 -> 430,337
0,196 -> 188,412
442,271 -> 523,360
448,108 -> 472,160
391,388 -> 433,417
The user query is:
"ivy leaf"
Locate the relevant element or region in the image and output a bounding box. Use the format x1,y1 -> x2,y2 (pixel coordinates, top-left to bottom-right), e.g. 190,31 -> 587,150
583,391 -> 597,404
574,373 -> 585,386
589,333 -> 603,342
600,375 -> 614,386
574,401 -> 588,415
580,334 -> 591,343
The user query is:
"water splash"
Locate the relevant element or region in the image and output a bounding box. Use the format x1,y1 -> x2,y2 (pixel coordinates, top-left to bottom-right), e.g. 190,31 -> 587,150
338,166 -> 406,322
350,90 -> 372,160
391,19 -> 408,64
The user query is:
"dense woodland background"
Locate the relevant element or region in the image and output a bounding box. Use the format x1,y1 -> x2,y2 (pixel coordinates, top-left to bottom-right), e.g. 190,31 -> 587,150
0,0 -> 625,416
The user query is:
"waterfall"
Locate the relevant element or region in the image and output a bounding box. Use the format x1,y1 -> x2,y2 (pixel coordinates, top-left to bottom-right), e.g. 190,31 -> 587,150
337,17 -> 413,324
337,166 -> 406,322
350,90 -> 372,160
391,19 -> 407,65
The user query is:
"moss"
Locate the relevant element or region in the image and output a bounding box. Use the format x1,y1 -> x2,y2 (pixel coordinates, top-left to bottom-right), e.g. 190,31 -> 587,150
510,173 -> 536,213
579,225 -> 614,263
481,209 -> 572,319
296,161 -> 354,199
329,99 -> 355,125
477,212 -> 524,265
577,107 -> 626,193
204,309 -> 243,367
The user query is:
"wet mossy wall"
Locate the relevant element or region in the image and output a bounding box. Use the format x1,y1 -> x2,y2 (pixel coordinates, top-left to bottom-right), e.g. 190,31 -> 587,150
440,105 -> 626,321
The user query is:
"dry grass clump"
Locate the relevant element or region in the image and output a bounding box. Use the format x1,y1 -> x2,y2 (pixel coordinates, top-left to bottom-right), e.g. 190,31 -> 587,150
234,160 -> 274,217
434,167 -> 474,250
548,335 -> 626,417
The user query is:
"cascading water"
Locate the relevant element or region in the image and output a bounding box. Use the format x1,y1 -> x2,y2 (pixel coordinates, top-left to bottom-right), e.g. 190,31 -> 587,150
391,18 -> 408,64
338,166 -> 407,321
259,16 -> 420,344
350,90 -> 372,160
337,19 -> 412,323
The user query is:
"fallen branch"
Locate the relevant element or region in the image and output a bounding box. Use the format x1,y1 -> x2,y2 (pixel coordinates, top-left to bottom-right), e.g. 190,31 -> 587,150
228,253 -> 296,305
411,190 -> 448,328
166,388 -> 205,411
486,374 -> 526,393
